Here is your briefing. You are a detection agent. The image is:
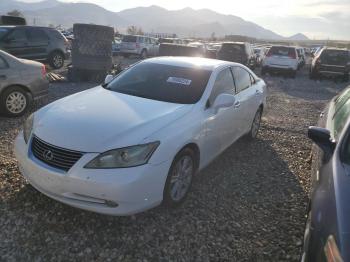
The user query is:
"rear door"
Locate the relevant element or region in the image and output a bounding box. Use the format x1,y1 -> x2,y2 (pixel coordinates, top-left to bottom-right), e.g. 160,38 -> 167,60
0,55 -> 13,91
232,66 -> 258,134
26,28 -> 49,60
0,27 -> 30,58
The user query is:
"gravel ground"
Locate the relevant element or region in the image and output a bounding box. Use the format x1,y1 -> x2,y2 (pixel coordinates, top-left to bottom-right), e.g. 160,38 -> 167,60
0,62 -> 349,261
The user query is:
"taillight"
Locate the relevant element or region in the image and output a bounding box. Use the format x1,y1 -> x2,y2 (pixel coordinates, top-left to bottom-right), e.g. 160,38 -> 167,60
41,65 -> 47,78
324,235 -> 343,262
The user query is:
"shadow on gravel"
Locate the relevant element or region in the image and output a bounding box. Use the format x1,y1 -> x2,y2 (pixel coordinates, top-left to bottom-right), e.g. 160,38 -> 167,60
4,134 -> 306,261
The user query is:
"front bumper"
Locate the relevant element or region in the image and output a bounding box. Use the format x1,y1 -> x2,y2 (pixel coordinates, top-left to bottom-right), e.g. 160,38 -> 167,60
14,132 -> 171,216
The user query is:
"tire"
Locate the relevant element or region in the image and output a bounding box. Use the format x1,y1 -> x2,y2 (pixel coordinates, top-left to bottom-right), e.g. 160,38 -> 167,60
246,108 -> 262,140
140,49 -> 148,59
72,54 -> 112,71
163,148 -> 196,207
0,86 -> 30,117
48,51 -> 65,69
290,70 -> 297,78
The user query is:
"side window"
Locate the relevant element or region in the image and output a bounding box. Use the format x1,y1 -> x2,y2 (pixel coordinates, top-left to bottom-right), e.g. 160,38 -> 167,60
6,28 -> 27,42
0,56 -> 8,69
232,67 -> 251,93
209,68 -> 235,105
139,37 -> 144,43
332,99 -> 350,139
28,28 -> 48,42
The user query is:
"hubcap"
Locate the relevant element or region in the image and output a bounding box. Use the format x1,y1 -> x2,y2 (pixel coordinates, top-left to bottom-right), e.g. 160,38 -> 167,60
53,54 -> 63,67
251,110 -> 261,137
6,91 -> 27,114
170,155 -> 193,201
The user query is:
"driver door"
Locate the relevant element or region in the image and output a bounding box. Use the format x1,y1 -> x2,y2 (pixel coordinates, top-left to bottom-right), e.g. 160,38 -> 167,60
201,67 -> 241,166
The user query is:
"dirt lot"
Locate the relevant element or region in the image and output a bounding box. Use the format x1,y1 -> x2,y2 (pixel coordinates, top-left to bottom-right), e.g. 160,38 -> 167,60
0,61 -> 348,261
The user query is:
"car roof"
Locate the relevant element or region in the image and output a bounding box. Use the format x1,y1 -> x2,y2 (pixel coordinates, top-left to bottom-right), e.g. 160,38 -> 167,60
144,56 -> 234,71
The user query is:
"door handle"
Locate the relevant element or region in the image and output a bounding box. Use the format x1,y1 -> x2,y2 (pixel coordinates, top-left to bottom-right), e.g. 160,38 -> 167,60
234,100 -> 241,108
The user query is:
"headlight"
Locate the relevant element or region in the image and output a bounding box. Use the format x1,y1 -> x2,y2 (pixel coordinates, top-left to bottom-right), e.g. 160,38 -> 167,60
84,142 -> 160,169
23,113 -> 34,144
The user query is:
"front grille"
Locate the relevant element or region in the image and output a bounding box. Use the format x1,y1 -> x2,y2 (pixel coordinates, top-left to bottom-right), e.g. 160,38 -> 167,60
31,135 -> 84,171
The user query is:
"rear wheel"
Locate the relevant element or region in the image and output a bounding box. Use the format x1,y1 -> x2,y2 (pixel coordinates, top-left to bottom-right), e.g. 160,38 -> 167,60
246,108 -> 262,140
49,51 -> 64,69
163,148 -> 196,207
0,86 -> 30,117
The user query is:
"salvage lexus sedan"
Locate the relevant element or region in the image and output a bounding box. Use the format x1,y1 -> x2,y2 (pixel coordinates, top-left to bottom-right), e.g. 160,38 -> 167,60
14,57 -> 266,215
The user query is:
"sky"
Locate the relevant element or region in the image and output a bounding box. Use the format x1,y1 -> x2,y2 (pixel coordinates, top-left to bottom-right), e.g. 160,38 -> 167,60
20,0 -> 350,40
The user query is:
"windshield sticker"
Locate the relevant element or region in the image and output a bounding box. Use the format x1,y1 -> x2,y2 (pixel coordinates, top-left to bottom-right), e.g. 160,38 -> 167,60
167,77 -> 192,86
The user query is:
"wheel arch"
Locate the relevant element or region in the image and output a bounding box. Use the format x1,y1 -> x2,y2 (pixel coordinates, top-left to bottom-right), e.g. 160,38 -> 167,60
176,142 -> 200,171
0,84 -> 33,98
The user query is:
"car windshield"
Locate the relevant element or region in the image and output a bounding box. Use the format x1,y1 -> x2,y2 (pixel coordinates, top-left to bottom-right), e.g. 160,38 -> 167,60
106,62 -> 212,104
0,27 -> 10,39
122,35 -> 137,42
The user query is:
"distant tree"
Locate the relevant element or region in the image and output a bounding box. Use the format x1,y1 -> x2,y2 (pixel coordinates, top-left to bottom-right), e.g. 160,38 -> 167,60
136,27 -> 144,35
127,25 -> 144,35
7,10 -> 24,17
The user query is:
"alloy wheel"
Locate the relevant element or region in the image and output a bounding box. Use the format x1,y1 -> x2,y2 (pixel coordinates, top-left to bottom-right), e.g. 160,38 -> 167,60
6,91 -> 27,114
169,155 -> 194,201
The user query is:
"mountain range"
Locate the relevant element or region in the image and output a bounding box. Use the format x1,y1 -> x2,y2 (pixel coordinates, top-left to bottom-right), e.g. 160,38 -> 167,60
0,0 -> 309,40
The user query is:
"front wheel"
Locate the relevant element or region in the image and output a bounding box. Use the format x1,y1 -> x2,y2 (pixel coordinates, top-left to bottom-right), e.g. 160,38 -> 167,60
140,49 -> 148,59
163,148 -> 196,207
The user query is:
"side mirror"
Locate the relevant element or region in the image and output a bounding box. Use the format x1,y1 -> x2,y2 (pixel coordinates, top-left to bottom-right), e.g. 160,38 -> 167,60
308,126 -> 336,157
212,94 -> 235,112
104,74 -> 114,84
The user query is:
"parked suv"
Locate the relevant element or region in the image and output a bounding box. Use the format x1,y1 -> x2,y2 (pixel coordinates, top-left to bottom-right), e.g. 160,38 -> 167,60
310,47 -> 350,82
0,26 -> 70,69
261,45 -> 299,77
217,42 -> 256,69
120,35 -> 159,58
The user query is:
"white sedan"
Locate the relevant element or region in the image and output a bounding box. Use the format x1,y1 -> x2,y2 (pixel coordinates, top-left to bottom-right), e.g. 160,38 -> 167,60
14,57 -> 266,215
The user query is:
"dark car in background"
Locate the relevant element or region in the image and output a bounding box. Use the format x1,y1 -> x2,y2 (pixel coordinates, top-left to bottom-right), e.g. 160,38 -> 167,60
0,26 -> 70,69
217,42 -> 256,69
310,47 -> 350,82
302,86 -> 350,261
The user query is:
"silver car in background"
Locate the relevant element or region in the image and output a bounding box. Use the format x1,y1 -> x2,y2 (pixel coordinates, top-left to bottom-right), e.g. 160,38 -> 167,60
120,35 -> 159,58
0,50 -> 49,117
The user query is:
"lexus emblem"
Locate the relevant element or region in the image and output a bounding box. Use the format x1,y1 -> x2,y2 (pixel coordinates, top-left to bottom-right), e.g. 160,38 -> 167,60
43,150 -> 54,161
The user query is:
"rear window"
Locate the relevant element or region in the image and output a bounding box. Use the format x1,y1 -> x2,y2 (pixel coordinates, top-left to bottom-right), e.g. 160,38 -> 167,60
0,27 -> 10,39
220,44 -> 244,53
268,46 -> 295,57
106,62 -> 212,104
321,50 -> 349,63
122,35 -> 137,42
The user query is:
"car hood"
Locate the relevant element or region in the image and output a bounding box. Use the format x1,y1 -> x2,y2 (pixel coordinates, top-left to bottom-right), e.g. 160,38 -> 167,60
33,86 -> 193,152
